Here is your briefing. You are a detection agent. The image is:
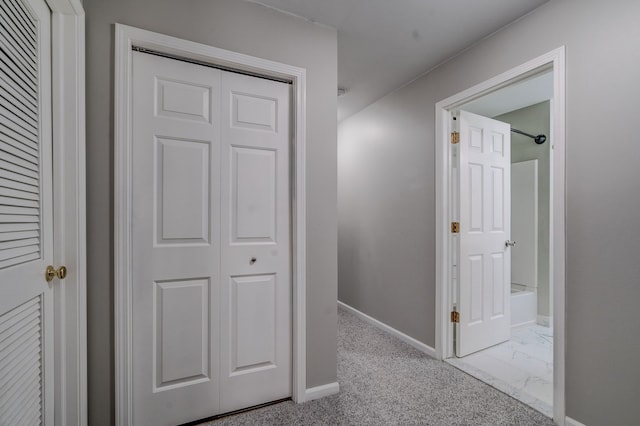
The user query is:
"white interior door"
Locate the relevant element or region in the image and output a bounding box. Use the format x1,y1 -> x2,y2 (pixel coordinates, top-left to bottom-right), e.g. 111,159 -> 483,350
0,0 -> 54,423
219,71 -> 291,413
131,52 -> 222,425
131,52 -> 291,425
512,159 -> 538,288
456,110 -> 511,357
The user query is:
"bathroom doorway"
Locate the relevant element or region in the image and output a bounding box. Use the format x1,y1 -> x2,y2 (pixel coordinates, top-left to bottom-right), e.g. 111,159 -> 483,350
434,48 -> 566,422
448,96 -> 554,416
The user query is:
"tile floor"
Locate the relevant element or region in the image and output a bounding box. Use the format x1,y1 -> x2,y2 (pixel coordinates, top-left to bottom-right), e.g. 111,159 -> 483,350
447,324 -> 553,417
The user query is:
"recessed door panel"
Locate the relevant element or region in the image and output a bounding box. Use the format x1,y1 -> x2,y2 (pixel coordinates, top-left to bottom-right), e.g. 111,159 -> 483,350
491,253 -> 505,317
230,274 -> 276,374
231,147 -> 276,243
491,132 -> 504,155
156,78 -> 212,123
154,278 -> 209,390
468,163 -> 483,232
469,127 -> 483,152
232,93 -> 277,132
468,254 -> 483,324
491,166 -> 505,231
155,137 -> 210,244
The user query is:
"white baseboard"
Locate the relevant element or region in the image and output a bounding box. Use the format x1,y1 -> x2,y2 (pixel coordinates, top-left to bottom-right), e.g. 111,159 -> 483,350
304,382 -> 339,402
565,416 -> 587,426
537,315 -> 553,328
338,301 -> 437,358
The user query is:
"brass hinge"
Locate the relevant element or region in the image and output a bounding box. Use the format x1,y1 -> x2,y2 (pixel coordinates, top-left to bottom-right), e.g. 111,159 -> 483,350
451,131 -> 460,144
451,221 -> 460,233
451,311 -> 460,323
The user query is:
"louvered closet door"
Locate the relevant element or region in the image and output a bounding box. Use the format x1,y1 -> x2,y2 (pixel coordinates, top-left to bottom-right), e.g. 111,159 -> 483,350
0,0 -> 54,424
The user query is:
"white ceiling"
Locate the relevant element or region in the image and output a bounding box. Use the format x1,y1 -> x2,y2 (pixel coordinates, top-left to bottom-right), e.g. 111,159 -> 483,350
247,0 -> 549,121
463,70 -> 553,117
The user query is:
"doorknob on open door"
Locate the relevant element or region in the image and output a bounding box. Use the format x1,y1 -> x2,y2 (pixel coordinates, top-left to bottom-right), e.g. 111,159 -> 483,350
505,240 -> 516,248
45,265 -> 67,282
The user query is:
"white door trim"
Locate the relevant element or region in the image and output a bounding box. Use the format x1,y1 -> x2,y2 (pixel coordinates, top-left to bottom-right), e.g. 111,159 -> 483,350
434,47 -> 566,424
114,24 -> 308,425
47,0 -> 87,424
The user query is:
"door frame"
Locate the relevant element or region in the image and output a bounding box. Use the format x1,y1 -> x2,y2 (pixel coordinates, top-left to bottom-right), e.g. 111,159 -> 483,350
48,0 -> 87,424
434,47 -> 566,424
114,24 -> 308,425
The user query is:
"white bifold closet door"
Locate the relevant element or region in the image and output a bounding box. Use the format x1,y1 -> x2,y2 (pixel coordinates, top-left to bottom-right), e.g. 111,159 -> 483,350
0,0 -> 54,424
131,51 -> 291,426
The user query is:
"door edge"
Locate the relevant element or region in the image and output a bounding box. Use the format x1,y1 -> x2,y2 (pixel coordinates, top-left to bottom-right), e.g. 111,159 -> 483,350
49,1 -> 88,425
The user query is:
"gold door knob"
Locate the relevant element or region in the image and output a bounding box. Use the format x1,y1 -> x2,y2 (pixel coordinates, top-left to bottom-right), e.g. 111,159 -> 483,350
45,265 -> 67,282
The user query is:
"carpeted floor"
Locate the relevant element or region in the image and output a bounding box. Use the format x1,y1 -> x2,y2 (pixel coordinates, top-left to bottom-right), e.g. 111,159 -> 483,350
200,306 -> 554,425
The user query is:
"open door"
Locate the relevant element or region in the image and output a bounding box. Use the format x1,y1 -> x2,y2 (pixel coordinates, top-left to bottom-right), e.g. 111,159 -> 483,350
456,110 -> 511,357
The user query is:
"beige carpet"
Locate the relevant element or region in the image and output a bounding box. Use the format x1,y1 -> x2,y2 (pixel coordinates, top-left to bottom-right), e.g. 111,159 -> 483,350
197,306 -> 554,425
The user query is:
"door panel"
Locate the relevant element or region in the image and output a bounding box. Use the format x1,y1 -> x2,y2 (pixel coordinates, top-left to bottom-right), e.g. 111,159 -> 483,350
231,92 -> 277,132
154,278 -> 209,389
155,138 -> 210,244
156,78 -> 212,123
231,147 -> 277,242
0,0 -> 53,423
131,52 -> 291,424
132,52 -> 221,425
457,110 -> 511,357
230,274 -> 277,373
491,253 -> 505,316
220,71 -> 291,413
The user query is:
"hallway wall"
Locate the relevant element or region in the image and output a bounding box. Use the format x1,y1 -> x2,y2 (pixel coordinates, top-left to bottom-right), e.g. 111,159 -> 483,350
338,1 -> 640,424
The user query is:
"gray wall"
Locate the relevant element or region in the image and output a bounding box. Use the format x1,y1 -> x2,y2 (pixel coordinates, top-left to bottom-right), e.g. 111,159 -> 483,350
338,91 -> 436,344
338,1 -> 640,424
84,1 -> 338,424
496,101 -> 551,318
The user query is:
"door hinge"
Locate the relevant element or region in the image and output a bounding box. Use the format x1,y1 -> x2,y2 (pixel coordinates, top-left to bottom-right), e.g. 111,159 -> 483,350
451,221 -> 460,233
451,131 -> 460,144
451,311 -> 460,323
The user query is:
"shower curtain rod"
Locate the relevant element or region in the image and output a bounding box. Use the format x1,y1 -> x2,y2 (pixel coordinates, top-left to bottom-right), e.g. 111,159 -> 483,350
511,128 -> 547,144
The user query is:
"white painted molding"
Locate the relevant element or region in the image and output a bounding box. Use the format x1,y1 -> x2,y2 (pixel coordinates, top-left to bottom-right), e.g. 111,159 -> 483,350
565,417 -> 587,426
434,47 -> 566,423
338,301 -> 437,358
550,47 -> 567,426
114,24 -> 308,425
304,382 -> 340,402
48,0 -> 87,425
